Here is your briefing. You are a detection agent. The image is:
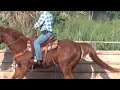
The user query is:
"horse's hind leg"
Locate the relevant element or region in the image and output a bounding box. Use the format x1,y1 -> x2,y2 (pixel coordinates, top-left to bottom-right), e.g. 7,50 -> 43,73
17,65 -> 28,79
12,66 -> 20,79
59,63 -> 74,79
61,67 -> 73,79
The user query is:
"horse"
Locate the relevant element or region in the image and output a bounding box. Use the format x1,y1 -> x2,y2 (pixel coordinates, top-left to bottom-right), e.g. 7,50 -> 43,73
0,26 -> 120,79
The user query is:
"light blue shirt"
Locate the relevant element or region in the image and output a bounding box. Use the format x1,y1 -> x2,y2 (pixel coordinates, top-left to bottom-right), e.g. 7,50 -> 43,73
34,11 -> 54,32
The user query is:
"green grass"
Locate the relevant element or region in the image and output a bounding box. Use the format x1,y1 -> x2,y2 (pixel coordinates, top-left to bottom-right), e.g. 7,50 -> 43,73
54,15 -> 120,50
1,13 -> 120,50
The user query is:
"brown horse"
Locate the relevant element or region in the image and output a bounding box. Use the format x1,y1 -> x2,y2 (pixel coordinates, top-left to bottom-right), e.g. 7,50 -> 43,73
0,27 -> 120,79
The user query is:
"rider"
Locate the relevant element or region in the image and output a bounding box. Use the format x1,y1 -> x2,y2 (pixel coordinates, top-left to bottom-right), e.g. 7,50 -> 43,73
33,11 -> 54,65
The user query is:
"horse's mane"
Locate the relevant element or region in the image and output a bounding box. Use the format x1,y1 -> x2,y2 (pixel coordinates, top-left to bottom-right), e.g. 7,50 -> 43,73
0,27 -> 28,41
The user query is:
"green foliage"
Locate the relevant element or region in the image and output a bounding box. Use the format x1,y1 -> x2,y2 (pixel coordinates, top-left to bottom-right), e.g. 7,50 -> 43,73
1,11 -> 120,50
56,13 -> 120,50
52,12 -> 66,31
106,11 -> 120,19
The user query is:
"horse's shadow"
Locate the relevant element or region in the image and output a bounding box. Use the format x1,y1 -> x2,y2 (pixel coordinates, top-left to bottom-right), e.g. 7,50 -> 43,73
0,49 -> 110,79
76,59 -> 110,79
25,59 -> 110,79
0,48 -> 14,71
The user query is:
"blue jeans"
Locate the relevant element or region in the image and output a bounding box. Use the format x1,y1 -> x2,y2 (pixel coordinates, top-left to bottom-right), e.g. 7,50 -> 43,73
34,31 -> 53,60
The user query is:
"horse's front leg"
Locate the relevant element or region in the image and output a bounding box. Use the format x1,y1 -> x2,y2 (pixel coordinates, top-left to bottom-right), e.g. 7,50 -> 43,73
17,64 -> 29,79
12,66 -> 20,79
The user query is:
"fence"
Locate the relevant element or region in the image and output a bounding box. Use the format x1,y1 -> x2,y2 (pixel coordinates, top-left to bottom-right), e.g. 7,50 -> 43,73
0,41 -> 120,79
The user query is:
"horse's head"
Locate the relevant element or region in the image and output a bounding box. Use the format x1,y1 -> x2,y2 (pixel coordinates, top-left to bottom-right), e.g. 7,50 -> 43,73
0,27 -> 27,45
0,27 -> 28,51
0,27 -> 6,44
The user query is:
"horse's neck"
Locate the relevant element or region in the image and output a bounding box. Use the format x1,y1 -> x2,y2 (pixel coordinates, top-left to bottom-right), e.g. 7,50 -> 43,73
7,37 -> 28,54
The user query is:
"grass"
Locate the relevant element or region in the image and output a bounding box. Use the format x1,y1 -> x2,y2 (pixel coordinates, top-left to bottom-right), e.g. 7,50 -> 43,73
1,12 -> 120,50
54,15 -> 120,50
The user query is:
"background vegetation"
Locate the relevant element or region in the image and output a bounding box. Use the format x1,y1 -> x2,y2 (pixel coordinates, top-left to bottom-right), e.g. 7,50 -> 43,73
1,11 -> 120,50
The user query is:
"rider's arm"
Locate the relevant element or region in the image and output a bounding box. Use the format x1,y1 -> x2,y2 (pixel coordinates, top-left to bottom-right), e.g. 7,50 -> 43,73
34,12 -> 46,29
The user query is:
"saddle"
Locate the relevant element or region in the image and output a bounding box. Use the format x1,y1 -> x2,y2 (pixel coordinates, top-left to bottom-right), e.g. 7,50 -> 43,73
28,32 -> 58,69
30,32 -> 58,52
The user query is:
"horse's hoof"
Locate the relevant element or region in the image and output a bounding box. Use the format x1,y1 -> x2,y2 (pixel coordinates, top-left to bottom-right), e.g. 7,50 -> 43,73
12,77 -> 16,79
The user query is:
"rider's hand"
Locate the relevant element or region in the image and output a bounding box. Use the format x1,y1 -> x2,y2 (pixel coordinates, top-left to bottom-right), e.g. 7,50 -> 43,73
32,27 -> 35,30
33,24 -> 38,29
32,26 -> 37,30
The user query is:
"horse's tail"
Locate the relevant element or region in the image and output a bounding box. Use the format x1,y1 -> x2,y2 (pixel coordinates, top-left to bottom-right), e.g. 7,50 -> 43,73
89,48 -> 120,72
79,43 -> 120,72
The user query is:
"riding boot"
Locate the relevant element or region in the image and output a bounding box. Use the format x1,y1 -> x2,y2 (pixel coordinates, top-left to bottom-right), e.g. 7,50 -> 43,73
37,60 -> 42,66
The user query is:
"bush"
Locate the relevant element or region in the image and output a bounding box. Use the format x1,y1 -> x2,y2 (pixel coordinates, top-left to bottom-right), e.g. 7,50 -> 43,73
1,11 -> 120,50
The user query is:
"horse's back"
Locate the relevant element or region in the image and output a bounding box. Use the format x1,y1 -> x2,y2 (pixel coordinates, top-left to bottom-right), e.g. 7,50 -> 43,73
58,39 -> 79,53
59,39 -> 76,46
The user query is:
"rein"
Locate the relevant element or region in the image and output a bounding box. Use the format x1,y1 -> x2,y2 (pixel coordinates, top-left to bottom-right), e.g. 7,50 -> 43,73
9,30 -> 33,47
9,29 -> 33,59
7,36 -> 23,47
1,29 -> 33,50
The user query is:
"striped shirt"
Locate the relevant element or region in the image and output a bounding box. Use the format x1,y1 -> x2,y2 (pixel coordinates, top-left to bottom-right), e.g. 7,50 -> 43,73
34,11 -> 54,32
